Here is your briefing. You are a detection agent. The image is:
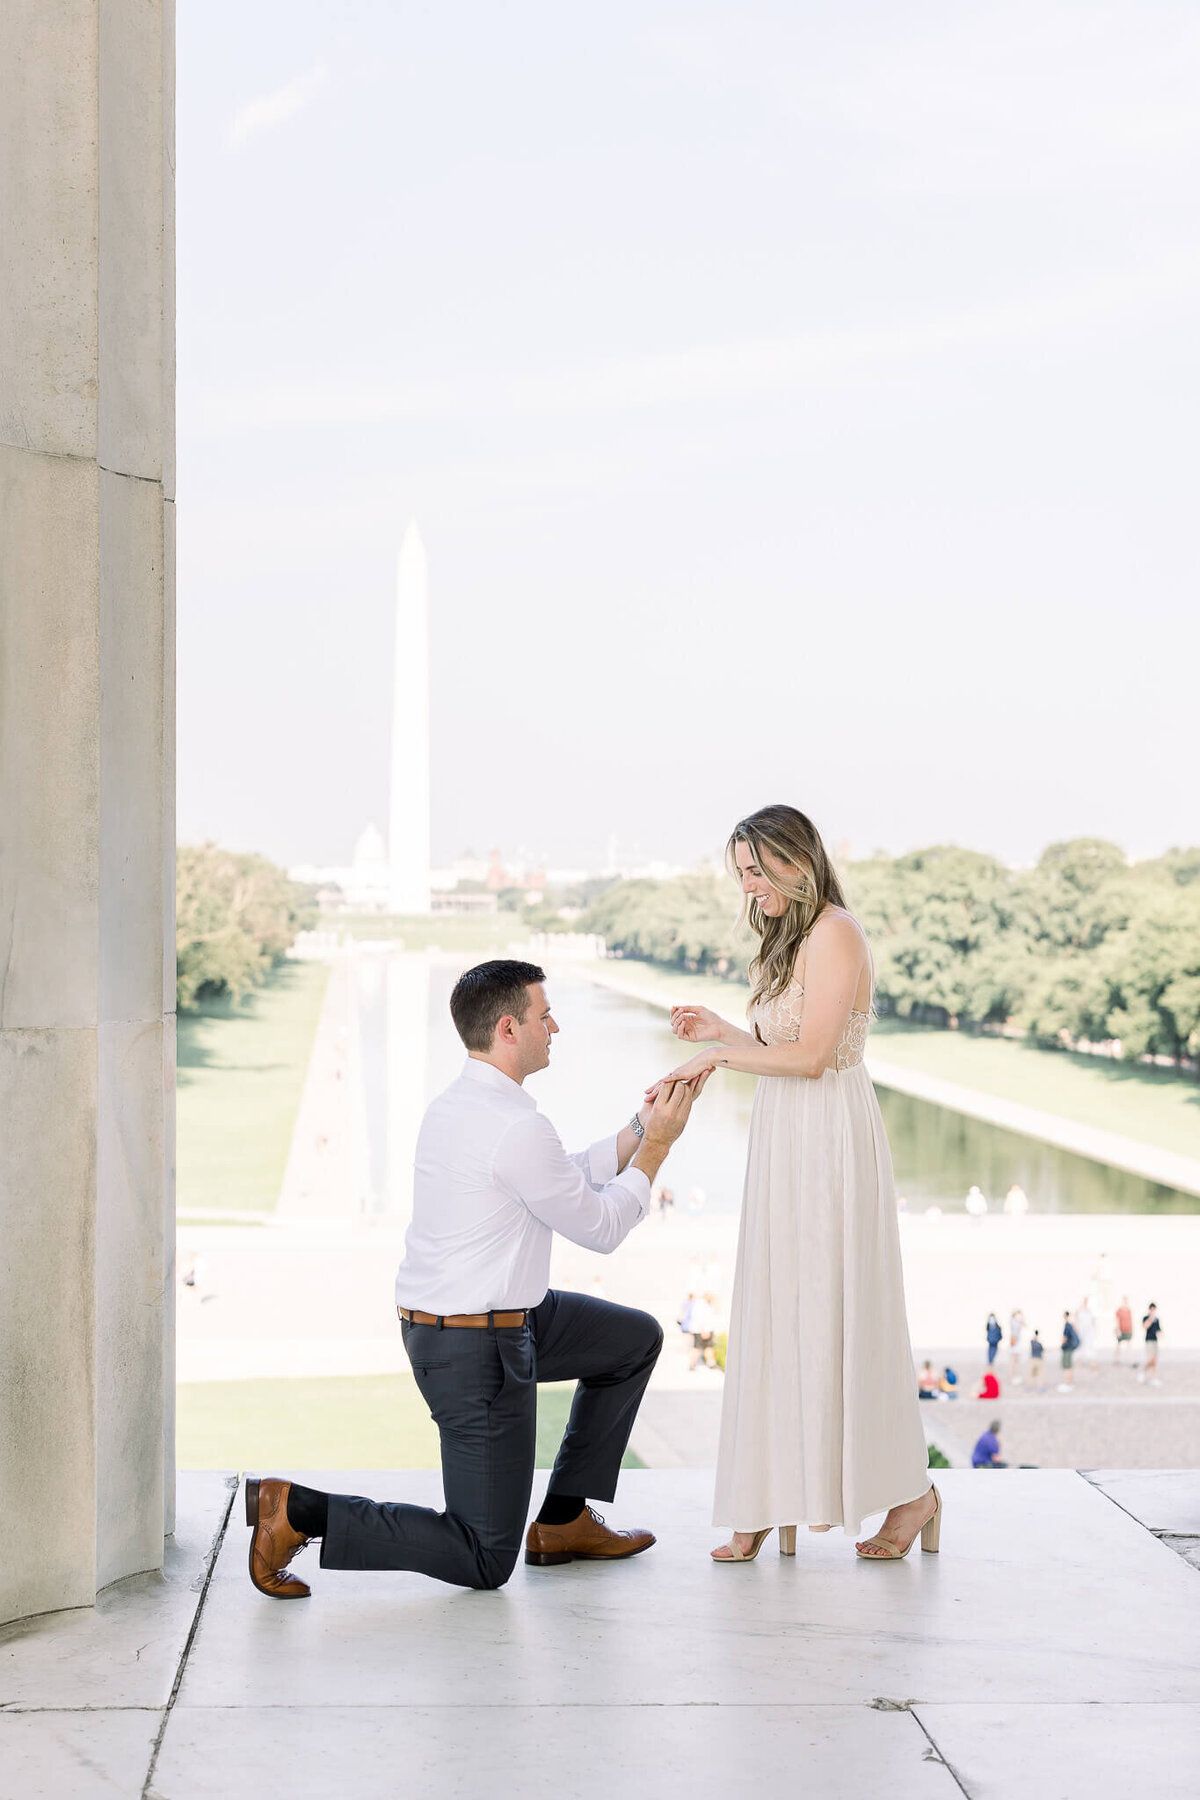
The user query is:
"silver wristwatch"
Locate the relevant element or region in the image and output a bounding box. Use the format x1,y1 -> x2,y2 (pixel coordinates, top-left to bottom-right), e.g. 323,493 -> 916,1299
629,1111 -> 646,1139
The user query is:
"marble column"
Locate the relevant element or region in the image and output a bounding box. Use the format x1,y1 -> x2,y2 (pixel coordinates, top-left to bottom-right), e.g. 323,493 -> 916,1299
0,0 -> 175,1626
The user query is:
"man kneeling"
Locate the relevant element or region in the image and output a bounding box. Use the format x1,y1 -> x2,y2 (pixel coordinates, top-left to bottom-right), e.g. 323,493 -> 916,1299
247,958 -> 704,1595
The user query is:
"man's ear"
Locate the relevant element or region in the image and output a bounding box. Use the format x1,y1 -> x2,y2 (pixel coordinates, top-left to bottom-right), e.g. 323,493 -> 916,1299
494,1013 -> 517,1045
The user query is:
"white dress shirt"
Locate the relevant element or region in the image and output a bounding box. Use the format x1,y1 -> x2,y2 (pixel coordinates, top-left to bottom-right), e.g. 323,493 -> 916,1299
394,1057 -> 651,1314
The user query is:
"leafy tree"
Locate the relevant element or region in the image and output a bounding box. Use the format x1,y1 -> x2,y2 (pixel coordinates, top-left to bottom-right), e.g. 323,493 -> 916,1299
1134,846 -> 1200,889
1013,839 -> 1132,953
847,847 -> 1013,1026
176,843 -> 315,1010
1103,889 -> 1200,1062
583,874 -> 747,973
578,840 -> 1197,1075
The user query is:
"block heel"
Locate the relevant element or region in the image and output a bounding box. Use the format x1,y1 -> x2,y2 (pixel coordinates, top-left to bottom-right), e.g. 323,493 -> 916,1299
244,1478 -> 260,1528
778,1526 -> 797,1556
855,1483 -> 942,1561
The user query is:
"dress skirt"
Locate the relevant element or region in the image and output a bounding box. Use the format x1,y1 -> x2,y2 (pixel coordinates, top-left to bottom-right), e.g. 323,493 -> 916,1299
712,1062 -> 930,1537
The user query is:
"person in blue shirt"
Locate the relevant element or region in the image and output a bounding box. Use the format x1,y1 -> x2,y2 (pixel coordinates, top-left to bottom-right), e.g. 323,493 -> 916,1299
972,1420 -> 1007,1468
1059,1311 -> 1080,1392
985,1313 -> 1002,1364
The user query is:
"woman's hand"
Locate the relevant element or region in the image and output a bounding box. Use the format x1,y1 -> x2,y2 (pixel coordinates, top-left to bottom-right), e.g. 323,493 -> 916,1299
645,1049 -> 722,1097
670,1004 -> 726,1044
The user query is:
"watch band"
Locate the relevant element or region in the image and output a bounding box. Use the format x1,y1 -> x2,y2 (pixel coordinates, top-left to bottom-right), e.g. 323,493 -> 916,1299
629,1111 -> 646,1139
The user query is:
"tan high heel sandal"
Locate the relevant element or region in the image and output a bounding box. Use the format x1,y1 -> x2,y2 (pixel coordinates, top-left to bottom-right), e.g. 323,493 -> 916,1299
712,1525 -> 797,1562
855,1484 -> 941,1561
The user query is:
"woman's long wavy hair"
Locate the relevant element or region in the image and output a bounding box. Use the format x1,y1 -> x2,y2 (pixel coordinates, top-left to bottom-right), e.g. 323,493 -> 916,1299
727,804 -> 851,1009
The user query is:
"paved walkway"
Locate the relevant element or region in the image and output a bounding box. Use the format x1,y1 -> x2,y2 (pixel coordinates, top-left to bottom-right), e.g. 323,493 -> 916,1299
174,1207 -> 1200,1388
629,1354 -> 1200,1473
4,1470 -> 1199,1798
276,958 -> 363,1221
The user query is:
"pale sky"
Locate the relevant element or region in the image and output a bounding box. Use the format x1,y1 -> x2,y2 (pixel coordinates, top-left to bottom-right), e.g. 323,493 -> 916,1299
177,0 -> 1197,873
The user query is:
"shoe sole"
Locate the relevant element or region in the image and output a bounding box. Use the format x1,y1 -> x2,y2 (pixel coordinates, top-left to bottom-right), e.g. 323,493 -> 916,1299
525,1539 -> 655,1566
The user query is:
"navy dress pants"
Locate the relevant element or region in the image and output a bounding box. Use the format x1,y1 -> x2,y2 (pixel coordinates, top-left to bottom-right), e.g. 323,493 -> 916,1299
320,1290 -> 663,1590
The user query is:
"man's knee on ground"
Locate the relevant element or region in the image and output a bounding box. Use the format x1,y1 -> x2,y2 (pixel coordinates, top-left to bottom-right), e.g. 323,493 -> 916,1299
469,1546 -> 519,1591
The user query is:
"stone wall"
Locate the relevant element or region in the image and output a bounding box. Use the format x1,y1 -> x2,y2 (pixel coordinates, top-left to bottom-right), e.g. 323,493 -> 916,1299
0,0 -> 175,1624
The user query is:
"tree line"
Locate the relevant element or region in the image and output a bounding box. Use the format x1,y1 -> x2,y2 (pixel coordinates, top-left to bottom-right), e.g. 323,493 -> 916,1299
580,840 -> 1200,1068
176,843 -> 316,1010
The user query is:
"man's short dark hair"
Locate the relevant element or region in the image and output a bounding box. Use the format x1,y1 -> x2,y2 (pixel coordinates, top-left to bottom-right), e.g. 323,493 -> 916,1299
450,959 -> 547,1053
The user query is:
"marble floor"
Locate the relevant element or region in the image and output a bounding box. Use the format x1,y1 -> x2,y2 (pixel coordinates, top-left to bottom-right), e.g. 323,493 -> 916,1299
3,1470 -> 1199,1799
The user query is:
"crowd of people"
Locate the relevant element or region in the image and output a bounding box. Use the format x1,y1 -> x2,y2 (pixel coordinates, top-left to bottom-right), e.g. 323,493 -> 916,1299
678,1291 -> 722,1371
898,1181 -> 1034,1223
916,1293 -> 1167,1469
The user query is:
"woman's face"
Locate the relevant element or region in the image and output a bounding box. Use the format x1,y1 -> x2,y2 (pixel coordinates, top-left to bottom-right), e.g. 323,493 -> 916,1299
734,840 -> 792,916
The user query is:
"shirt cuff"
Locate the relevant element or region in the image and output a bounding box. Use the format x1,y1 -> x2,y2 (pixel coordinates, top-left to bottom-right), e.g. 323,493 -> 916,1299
619,1166 -> 652,1216
585,1133 -> 620,1186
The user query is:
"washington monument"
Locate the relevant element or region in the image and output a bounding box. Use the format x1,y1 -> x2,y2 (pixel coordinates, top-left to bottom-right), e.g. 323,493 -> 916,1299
388,523 -> 431,914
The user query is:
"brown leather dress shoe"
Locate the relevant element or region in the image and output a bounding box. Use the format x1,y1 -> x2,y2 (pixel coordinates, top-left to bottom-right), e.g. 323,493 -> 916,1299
246,1478 -> 312,1598
525,1504 -> 656,1566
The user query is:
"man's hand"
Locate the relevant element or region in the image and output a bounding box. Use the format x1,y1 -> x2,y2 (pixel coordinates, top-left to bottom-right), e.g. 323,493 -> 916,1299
643,1076 -> 696,1147
632,1071 -> 710,1186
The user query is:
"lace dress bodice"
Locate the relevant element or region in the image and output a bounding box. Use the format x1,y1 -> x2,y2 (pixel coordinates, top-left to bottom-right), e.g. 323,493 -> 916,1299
751,981 -> 871,1071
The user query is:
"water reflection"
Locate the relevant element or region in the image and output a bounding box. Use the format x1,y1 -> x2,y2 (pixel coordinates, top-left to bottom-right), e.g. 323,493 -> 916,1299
877,1088 -> 1195,1215
356,955 -> 1196,1217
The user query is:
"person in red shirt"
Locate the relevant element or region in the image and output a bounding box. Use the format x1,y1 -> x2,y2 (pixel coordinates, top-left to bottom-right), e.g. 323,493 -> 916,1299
975,1370 -> 1001,1401
1115,1296 -> 1134,1363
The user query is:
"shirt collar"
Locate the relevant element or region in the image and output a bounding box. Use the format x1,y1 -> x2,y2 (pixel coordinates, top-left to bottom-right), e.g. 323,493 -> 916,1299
461,1056 -> 537,1108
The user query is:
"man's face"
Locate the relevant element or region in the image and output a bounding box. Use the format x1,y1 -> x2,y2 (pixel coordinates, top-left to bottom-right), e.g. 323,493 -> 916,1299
511,983 -> 558,1076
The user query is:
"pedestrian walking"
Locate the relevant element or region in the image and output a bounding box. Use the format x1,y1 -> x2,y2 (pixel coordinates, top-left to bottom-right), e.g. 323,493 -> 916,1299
1115,1296 -> 1133,1363
966,1186 -> 988,1219
985,1313 -> 1002,1365
1008,1308 -> 1026,1384
1139,1304 -> 1163,1386
1075,1299 -> 1098,1369
688,1293 -> 719,1372
1028,1329 -> 1044,1390
1058,1311 -> 1080,1391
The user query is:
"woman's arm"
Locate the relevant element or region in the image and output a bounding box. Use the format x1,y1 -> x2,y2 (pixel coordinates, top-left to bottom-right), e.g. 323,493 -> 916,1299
658,914 -> 868,1083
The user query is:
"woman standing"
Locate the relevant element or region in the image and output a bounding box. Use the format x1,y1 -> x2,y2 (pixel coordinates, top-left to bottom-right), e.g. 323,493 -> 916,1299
655,805 -> 938,1562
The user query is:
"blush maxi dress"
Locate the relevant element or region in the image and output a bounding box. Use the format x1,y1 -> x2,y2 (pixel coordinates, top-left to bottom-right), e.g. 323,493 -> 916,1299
712,977 -> 930,1538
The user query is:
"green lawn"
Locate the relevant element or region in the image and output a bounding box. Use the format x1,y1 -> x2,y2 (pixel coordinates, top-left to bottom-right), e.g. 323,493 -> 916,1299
335,912 -> 526,952
592,959 -> 1200,1159
177,1375 -> 643,1473
176,960 -> 329,1216
869,1017 -> 1200,1159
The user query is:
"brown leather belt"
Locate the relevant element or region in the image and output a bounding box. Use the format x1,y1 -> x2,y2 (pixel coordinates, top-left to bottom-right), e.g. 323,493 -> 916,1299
398,1307 -> 528,1329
